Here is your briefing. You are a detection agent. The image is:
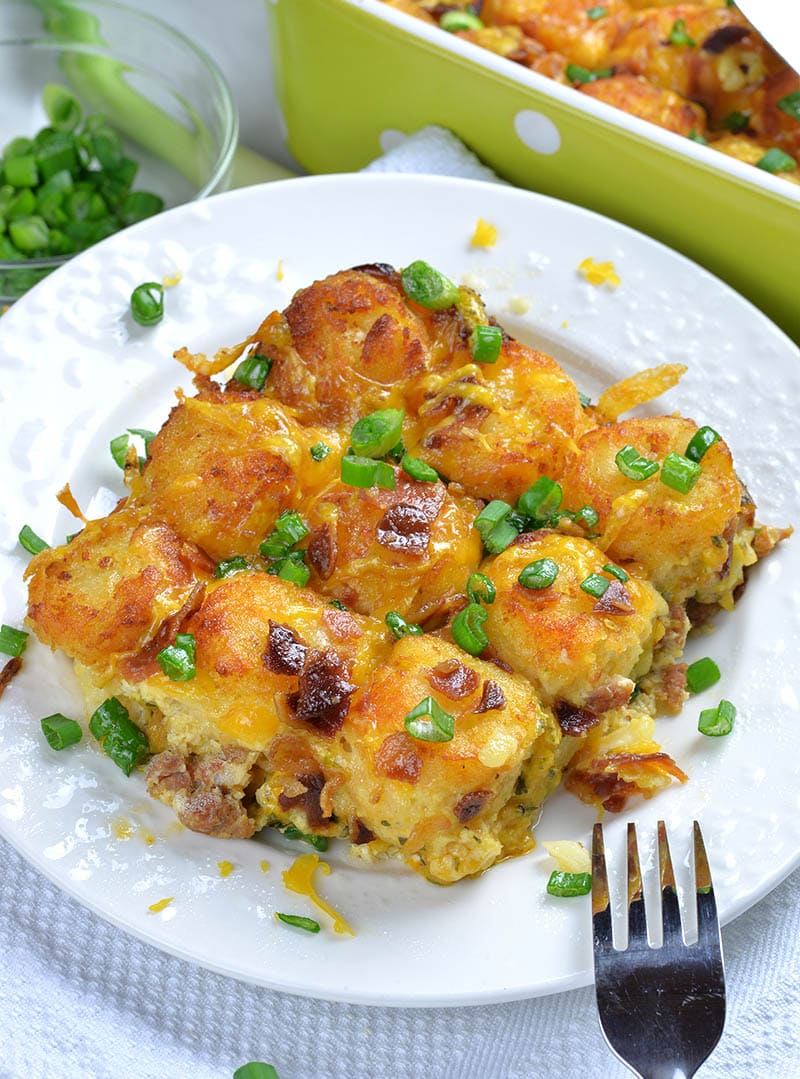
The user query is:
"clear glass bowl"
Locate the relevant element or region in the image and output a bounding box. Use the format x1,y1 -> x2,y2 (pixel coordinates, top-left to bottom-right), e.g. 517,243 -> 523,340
0,0 -> 238,303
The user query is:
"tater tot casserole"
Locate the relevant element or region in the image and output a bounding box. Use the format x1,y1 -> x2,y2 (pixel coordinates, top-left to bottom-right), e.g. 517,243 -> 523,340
24,261 -> 789,885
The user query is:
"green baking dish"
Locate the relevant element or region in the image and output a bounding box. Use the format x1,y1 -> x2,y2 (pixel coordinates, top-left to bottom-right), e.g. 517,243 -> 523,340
268,0 -> 800,342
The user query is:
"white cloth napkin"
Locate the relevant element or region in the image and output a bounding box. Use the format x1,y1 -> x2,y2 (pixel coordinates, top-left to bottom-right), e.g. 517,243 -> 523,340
3,127 -> 800,1079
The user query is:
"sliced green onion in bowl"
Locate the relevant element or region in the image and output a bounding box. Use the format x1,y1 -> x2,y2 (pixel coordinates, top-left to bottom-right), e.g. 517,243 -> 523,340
41,713 -> 82,751
42,83 -> 83,132
404,696 -> 455,743
400,260 -> 459,311
452,602 -> 489,655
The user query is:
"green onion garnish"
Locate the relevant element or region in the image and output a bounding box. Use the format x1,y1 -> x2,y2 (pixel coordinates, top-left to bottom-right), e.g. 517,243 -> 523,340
5,155 -> 39,188
685,425 -> 720,463
130,281 -> 164,326
156,633 -> 197,681
466,572 -> 496,605
586,5 -> 608,18
401,455 -> 439,483
232,352 -> 272,391
0,624 -> 29,657
615,445 -> 659,481
517,476 -> 562,522
660,452 -> 701,494
127,427 -> 156,455
310,442 -> 332,461
403,696 -> 455,743
385,611 -> 424,639
282,825 -> 329,851
233,1064 -> 280,1079
578,391 -> 591,408
686,657 -> 721,694
340,454 -> 396,490
546,871 -> 592,897
350,408 -> 405,459
573,505 -> 599,530
580,573 -> 609,598
470,324 -> 503,364
274,558 -> 311,587
698,699 -> 736,737
518,558 -> 559,590
42,83 -> 83,132
777,90 -> 800,122
385,440 -> 406,464
756,148 -> 797,174
275,913 -> 321,934
440,10 -> 483,31
602,563 -> 628,583
722,111 -> 750,133
687,130 -> 708,145
668,18 -> 695,46
451,602 -> 489,656
41,713 -> 83,751
329,599 -> 347,611
400,260 -> 459,311
565,64 -> 613,84
473,500 -> 520,554
110,432 -> 131,469
260,510 -> 310,559
89,697 -> 150,775
214,556 -> 250,579
18,525 -> 50,555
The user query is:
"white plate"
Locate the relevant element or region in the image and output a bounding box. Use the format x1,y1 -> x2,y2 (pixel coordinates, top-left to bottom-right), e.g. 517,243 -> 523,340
1,174 -> 799,1007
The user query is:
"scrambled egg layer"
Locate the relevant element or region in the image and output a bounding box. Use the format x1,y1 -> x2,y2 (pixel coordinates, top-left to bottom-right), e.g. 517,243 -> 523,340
25,264 -> 786,884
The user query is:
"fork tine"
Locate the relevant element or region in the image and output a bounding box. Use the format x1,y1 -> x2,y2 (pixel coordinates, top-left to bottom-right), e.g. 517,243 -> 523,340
657,819 -> 683,943
591,823 -> 613,952
693,821 -> 723,955
626,822 -> 648,949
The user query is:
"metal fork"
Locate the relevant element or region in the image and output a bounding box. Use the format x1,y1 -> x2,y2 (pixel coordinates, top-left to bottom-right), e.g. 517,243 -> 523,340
592,821 -> 726,1079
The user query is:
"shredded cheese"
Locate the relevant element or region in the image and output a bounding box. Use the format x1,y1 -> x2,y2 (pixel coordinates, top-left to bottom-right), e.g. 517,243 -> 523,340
578,257 -> 620,289
148,897 -> 174,914
217,860 -> 235,878
283,853 -> 354,936
470,218 -> 498,248
162,270 -> 182,288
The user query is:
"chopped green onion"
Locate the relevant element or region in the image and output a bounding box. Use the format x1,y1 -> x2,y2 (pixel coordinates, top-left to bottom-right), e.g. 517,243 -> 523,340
580,573 -> 609,598
130,281 -> 164,327
578,391 -> 591,408
615,444 -> 659,481
466,572 -> 496,605
275,913 -> 321,933
233,1065 -> 280,1079
350,408 -> 405,459
41,713 -> 82,751
5,155 -> 39,188
473,500 -> 520,554
451,602 -> 489,656
602,563 -> 628,583
42,84 -> 83,132
518,558 -> 559,590
0,624 -> 29,657
565,64 -> 613,84
260,510 -> 310,559
546,871 -> 592,897
404,696 -> 455,743
340,454 -> 396,490
686,657 -> 721,694
756,148 -> 797,174
698,698 -> 736,737
89,697 -> 150,775
385,440 -> 406,464
4,137 -> 34,159
385,611 -> 424,639
668,18 -> 695,46
685,426 -> 720,463
127,427 -> 156,455
232,352 -> 272,391
156,633 -> 196,681
660,452 -> 701,494
373,461 -> 396,490
401,455 -> 439,483
687,130 -> 708,145
274,558 -> 311,587
215,556 -> 250,578
470,324 -> 503,364
777,90 -> 800,122
586,5 -> 608,18
9,215 -> 49,253
722,110 -> 750,133
110,432 -> 130,469
329,599 -> 347,611
281,825 -> 329,851
440,10 -> 483,31
400,260 -> 459,311
517,476 -> 562,522
118,190 -> 163,227
573,505 -> 599,530
18,525 -> 50,555
310,441 -> 332,461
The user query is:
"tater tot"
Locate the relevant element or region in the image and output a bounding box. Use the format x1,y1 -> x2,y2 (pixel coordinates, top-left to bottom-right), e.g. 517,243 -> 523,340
580,74 -> 707,136
481,0 -> 630,69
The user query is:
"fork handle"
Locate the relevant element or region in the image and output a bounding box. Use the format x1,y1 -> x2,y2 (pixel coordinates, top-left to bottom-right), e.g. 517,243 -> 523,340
636,1067 -> 697,1079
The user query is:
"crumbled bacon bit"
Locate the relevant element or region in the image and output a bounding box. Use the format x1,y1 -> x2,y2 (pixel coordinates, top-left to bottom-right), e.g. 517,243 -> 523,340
395,472 -> 446,521
351,817 -> 375,845
0,656 -> 22,700
376,504 -> 431,554
375,731 -> 423,784
566,752 -> 688,813
263,620 -> 307,675
428,658 -> 479,700
278,770 -> 329,827
554,699 -> 601,736
656,663 -> 688,715
479,645 -> 513,673
454,789 -> 491,823
701,25 -> 748,53
718,518 -> 738,580
585,678 -> 634,714
121,582 -> 206,682
593,579 -> 634,615
753,525 -> 792,560
308,524 -> 336,581
288,649 -> 357,734
474,679 -> 507,714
